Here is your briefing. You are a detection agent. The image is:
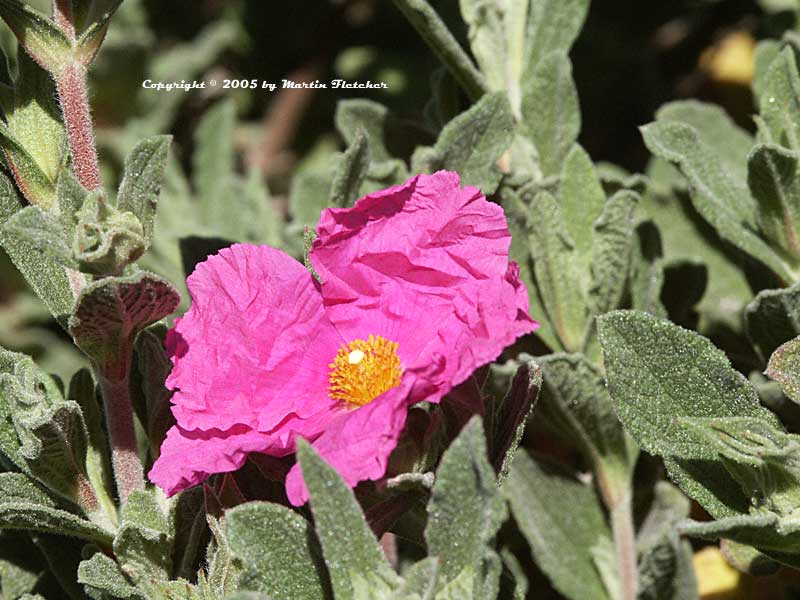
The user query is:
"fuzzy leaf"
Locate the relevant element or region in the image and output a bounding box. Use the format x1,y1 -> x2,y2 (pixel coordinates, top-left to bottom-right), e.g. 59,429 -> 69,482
0,472 -> 58,507
753,39 -> 782,103
527,191 -> 587,352
759,47 -> 800,150
640,165 -> 750,330
1,51 -> 66,207
78,552 -> 144,600
745,281 -> 800,362
137,20 -> 238,137
636,482 -> 698,600
68,271 -> 180,378
74,0 -> 124,65
680,513 -> 800,554
116,135 -> 172,246
66,369 -> 114,521
56,169 -> 89,232
0,126 -> 56,209
0,348 -> 99,513
767,335 -> 800,404
629,221 -> 667,318
336,99 -> 392,163
538,354 -> 637,485
641,119 -> 792,281
391,557 -> 438,599
521,51 -> 580,177
390,0 -> 487,100
192,99 -> 236,227
720,540 -> 780,576
501,548 -> 528,600
419,91 -> 513,194
459,0 -> 508,94
14,400 -> 91,510
637,482 -> 691,554
589,190 -> 639,314
503,188 -> 561,350
113,490 -> 171,589
201,516 -> 239,599
503,451 -> 611,600
289,161 -> 337,228
598,310 -> 781,518
298,440 -> 400,597
0,0 -> 72,75
523,0 -> 589,71
655,101 -> 752,182
638,538 -> 697,600
559,144 -> 606,278
679,416 -> 800,518
1,205 -> 75,268
486,359 -> 541,481
226,502 -> 327,600
426,417 -> 506,593
749,143 -> 800,257
0,501 -> 112,545
330,129 -> 369,208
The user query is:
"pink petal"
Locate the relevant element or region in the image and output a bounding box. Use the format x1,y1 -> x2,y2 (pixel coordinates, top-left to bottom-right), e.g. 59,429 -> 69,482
166,244 -> 343,433
149,424 -> 286,496
310,171 -> 537,396
285,364 -> 442,506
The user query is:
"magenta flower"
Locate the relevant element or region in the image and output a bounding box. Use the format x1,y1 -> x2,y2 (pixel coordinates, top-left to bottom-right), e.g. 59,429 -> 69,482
148,171 -> 538,505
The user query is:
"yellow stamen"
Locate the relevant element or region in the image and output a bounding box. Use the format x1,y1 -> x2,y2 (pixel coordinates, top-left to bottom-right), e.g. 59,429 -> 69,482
329,335 -> 402,406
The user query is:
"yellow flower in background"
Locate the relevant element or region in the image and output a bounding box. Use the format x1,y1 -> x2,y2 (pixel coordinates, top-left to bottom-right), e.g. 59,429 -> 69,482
694,546 -> 744,600
700,31 -> 757,86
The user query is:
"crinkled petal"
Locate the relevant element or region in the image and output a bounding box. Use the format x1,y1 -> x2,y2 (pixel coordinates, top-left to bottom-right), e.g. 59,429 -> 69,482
310,171 -> 537,394
285,363 -> 442,506
149,424 -> 286,496
166,244 -> 342,432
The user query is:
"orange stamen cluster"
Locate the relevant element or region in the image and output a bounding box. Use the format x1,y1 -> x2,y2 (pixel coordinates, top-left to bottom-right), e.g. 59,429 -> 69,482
328,335 -> 402,406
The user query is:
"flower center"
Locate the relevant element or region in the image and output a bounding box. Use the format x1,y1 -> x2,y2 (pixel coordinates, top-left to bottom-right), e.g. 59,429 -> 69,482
329,335 -> 402,406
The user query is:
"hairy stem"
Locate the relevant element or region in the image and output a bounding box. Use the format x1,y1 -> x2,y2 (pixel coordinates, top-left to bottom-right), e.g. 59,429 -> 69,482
391,0 -> 487,101
56,62 -> 103,190
598,465 -> 638,600
609,493 -> 638,600
97,371 -> 145,504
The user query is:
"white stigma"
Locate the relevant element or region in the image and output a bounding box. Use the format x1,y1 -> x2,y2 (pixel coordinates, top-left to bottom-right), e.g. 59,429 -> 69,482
348,349 -> 366,365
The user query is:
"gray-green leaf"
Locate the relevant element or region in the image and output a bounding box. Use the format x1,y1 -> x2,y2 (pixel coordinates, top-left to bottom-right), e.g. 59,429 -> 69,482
426,417 -> 506,593
599,310 -> 783,519
589,190 -> 639,315
330,129 -> 370,208
520,51 -> 580,177
117,135 -> 172,246
226,502 -> 327,600
748,143 -> 800,258
298,440 -> 400,597
503,451 -> 611,600
745,281 -> 800,362
538,353 -> 637,489
421,91 -> 514,194
759,47 -> 800,150
527,191 -> 587,352
642,115 -> 793,281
